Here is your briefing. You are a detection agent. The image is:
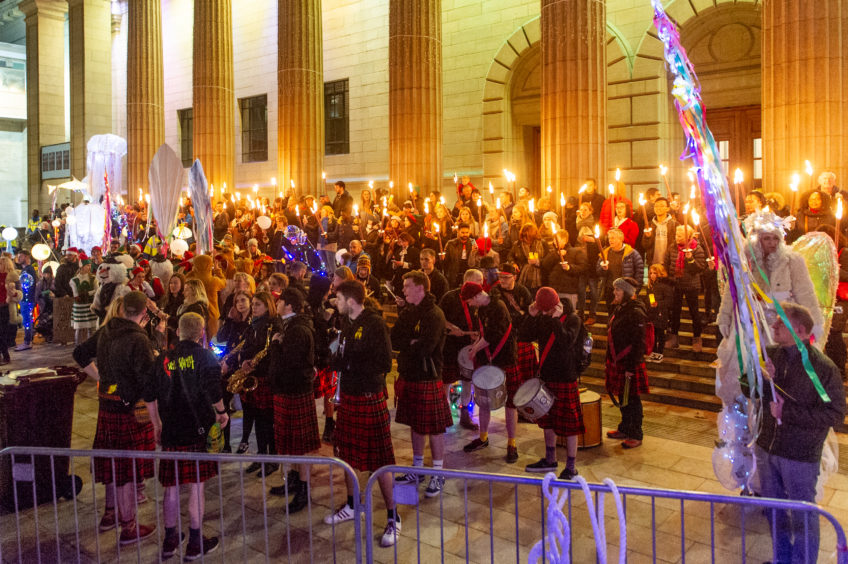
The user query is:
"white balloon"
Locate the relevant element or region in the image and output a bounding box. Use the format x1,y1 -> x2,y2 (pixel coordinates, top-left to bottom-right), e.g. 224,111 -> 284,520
31,243 -> 51,261
171,238 -> 189,256
173,225 -> 192,240
256,215 -> 272,230
2,227 -> 17,241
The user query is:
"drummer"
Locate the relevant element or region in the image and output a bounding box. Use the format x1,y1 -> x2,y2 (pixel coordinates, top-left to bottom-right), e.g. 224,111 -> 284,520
460,281 -> 522,463
391,271 -> 453,497
489,263 -> 535,393
438,269 -> 485,429
518,287 -> 585,480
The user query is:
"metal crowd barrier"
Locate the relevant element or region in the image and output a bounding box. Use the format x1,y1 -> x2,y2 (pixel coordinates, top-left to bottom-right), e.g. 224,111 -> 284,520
0,446 -> 362,563
364,466 -> 848,564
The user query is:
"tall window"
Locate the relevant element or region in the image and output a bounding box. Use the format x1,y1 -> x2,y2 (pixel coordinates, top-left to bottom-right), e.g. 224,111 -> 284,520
325,79 -> 349,155
239,95 -> 268,162
753,138 -> 763,181
177,108 -> 193,168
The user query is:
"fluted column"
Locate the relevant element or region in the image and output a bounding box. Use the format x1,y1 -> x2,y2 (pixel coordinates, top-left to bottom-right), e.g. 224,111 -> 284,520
127,0 -> 164,201
762,0 -> 848,192
193,0 -> 235,193
278,0 -> 324,198
20,0 -> 67,214
541,0 -> 606,199
389,0 -> 442,198
69,0 -> 112,180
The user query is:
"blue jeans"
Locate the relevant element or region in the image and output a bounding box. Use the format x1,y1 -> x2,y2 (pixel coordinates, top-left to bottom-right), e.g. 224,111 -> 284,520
755,446 -> 820,564
577,276 -> 600,317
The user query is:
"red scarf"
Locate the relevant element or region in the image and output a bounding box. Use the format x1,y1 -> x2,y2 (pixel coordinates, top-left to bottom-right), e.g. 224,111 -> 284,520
675,239 -> 697,276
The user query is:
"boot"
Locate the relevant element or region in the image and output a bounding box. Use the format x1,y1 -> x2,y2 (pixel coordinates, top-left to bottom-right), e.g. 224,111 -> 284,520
664,334 -> 679,349
287,481 -> 309,514
459,407 -> 478,430
692,337 -> 703,353
322,418 -> 335,444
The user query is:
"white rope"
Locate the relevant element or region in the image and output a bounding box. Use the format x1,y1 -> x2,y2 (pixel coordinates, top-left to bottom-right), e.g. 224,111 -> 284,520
528,473 -> 571,564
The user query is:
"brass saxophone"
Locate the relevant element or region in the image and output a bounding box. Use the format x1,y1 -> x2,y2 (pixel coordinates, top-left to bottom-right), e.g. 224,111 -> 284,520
226,327 -> 272,394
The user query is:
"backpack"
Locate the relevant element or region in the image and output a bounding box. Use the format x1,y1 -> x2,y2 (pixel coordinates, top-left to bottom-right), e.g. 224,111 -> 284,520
575,319 -> 593,374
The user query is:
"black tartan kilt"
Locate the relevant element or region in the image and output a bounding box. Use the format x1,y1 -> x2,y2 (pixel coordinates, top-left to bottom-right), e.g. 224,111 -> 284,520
535,380 -> 585,437
158,443 -> 218,487
273,393 -> 320,455
92,408 -> 155,486
313,367 -> 337,399
336,390 -> 395,472
394,379 -> 453,435
517,342 -> 538,381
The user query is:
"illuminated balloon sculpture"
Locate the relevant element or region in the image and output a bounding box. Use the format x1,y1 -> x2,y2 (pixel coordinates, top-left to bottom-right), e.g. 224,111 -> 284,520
19,271 -> 35,337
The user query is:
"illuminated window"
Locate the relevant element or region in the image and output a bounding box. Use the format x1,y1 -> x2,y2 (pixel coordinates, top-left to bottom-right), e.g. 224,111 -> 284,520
718,140 -> 730,177
753,138 -> 762,180
325,79 -> 349,155
177,108 -> 193,168
239,95 -> 268,163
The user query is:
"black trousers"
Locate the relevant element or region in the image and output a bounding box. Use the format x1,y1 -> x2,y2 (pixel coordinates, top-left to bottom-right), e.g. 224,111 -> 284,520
0,307 -> 10,360
670,287 -> 702,337
617,390 -> 643,441
253,407 -> 275,455
702,270 -> 720,318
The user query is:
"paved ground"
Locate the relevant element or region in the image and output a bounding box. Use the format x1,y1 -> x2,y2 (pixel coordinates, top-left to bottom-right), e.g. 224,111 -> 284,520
1,335 -> 847,563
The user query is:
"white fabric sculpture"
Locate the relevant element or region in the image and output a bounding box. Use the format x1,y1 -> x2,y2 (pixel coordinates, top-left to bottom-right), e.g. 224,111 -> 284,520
86,134 -> 127,202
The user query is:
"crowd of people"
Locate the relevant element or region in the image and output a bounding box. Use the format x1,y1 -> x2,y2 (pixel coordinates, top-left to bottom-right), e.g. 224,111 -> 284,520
0,170 -> 841,558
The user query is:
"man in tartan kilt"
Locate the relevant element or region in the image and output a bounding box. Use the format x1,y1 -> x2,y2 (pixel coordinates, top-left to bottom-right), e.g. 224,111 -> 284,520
439,268 -> 485,429
489,262 -> 535,383
518,287 -> 585,480
391,270 -> 452,497
92,291 -> 157,545
323,280 -> 401,548
605,277 -> 650,449
145,312 -> 229,560
267,288 -> 320,513
460,282 -> 523,463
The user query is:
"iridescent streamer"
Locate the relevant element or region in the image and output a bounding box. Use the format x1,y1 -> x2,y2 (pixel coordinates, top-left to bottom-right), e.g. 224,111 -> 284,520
188,160 -> 214,254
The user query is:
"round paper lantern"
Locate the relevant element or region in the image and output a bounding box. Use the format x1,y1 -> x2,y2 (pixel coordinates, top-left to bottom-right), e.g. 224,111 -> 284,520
31,243 -> 51,261
256,215 -> 272,230
171,238 -> 189,256
172,225 -> 192,240
2,227 -> 17,241
51,219 -> 60,228
43,261 -> 60,275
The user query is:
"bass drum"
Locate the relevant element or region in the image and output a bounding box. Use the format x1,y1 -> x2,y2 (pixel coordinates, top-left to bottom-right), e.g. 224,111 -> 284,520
457,345 -> 476,381
513,378 -> 554,422
578,390 -> 602,448
471,365 -> 506,411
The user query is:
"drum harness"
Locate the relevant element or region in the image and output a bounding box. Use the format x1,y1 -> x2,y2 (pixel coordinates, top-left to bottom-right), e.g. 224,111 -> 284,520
477,317 -> 512,364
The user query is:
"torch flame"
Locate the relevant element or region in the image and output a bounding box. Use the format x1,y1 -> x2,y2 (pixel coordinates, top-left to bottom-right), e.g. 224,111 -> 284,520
837,197 -> 844,220
389,181 -> 394,189
579,184 -> 587,194
484,223 -> 489,238
659,164 -> 668,176
560,193 -> 565,206
529,198 -> 535,213
546,185 -> 552,193
271,177 -> 277,185
353,204 -> 359,216
805,160 -> 814,177
496,198 -> 501,210
290,179 -> 295,188
253,184 -> 258,193
321,172 -> 325,181
489,182 -> 494,194
615,169 -> 621,182
551,223 -> 557,235
683,202 -> 690,214
692,209 -> 700,225
733,168 -> 744,185
639,193 -> 646,206
594,225 -> 600,239
690,184 -> 697,199
434,223 -> 439,233
608,183 -> 615,195
295,205 -> 299,216
368,180 -> 374,189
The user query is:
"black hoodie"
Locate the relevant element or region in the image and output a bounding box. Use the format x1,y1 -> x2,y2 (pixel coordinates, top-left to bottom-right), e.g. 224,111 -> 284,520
391,293 -> 446,382
268,313 -> 315,396
96,317 -> 156,410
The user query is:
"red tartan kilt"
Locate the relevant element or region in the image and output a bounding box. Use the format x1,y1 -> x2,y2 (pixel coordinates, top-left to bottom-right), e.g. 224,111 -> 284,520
395,379 -> 453,435
336,390 -> 395,472
441,362 -> 462,384
158,444 -> 218,487
503,364 -> 524,409
273,393 -> 320,455
92,408 -> 155,486
313,367 -> 337,399
241,376 -> 274,409
604,361 -> 650,398
535,380 -> 585,436
516,342 -> 538,381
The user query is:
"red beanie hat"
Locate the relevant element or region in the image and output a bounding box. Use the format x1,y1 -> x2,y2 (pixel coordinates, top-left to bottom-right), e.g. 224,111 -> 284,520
534,286 -> 560,313
460,281 -> 484,302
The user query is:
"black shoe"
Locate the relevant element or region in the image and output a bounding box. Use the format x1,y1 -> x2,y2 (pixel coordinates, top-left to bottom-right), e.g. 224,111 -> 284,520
558,467 -> 578,480
260,463 -> 279,477
463,438 -> 489,453
244,462 -> 262,474
287,487 -> 309,514
322,419 -> 335,444
506,446 -> 519,464
525,458 -> 557,473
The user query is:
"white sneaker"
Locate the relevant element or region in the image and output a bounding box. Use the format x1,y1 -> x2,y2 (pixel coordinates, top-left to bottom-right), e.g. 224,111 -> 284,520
323,503 -> 355,525
14,343 -> 31,351
653,353 -> 663,363
424,476 -> 444,497
380,519 -> 401,547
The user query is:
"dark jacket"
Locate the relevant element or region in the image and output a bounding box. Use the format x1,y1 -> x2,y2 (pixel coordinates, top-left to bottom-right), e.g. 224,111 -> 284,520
758,343 -> 846,463
96,317 -> 156,410
215,316 -> 250,353
475,295 -> 516,368
439,288 -> 476,363
597,244 -> 644,288
664,240 -> 706,291
54,261 -> 78,298
643,277 -> 674,331
391,293 -> 446,382
268,313 -> 315,396
232,314 -> 280,383
542,245 -> 588,294
518,300 -> 581,383
606,298 -> 647,373
426,269 -> 449,303
490,283 -> 533,325
332,190 -> 354,218
443,237 -> 478,288
334,307 -> 392,394
145,340 -> 223,447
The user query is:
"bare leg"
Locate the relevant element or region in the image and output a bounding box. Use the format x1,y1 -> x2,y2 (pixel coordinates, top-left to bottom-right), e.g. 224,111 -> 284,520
162,485 -> 179,528
429,434 -> 445,461
324,396 -> 334,418
116,482 -> 136,524
187,483 -> 204,530
411,431 -> 426,458
505,407 -> 518,439
377,473 -> 395,511
104,482 -> 116,509
565,435 -> 578,459
478,405 -> 491,433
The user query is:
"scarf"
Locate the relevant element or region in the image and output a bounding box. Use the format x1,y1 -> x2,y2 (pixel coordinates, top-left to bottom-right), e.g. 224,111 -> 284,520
674,239 -> 698,276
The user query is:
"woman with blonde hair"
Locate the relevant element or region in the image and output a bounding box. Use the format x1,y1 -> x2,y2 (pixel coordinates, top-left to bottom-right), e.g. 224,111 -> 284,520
0,257 -> 20,364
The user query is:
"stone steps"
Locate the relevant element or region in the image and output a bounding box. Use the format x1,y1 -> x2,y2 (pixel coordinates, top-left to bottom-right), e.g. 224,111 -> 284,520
579,374 -> 723,412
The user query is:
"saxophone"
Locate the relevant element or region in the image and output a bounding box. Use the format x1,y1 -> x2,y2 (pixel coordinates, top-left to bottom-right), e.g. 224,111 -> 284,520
226,326 -> 272,394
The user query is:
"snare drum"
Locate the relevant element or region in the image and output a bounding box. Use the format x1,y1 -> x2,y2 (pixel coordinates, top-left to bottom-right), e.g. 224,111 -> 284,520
578,390 -> 602,448
457,345 -> 476,381
513,378 -> 554,422
471,365 -> 506,411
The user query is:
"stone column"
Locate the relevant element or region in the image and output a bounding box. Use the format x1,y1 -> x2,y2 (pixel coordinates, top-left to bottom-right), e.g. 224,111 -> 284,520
193,0 -> 235,193
540,0 -> 606,199
762,0 -> 848,193
127,0 -> 164,201
20,0 -> 67,214
69,0 -> 112,181
278,0 -> 324,198
389,0 -> 442,199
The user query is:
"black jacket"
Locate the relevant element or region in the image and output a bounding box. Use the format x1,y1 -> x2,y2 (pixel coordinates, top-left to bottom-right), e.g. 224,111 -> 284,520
607,298 -> 647,372
391,294 -> 446,382
518,300 -> 581,382
475,295 -> 517,368
54,261 -> 78,298
758,343 -> 846,463
334,307 -> 392,394
96,317 -> 156,410
268,314 -> 315,396
145,340 -> 223,447
426,269 -> 449,303
439,288 -> 476,362
642,277 -> 674,330
332,190 -> 354,218
542,245 -> 587,295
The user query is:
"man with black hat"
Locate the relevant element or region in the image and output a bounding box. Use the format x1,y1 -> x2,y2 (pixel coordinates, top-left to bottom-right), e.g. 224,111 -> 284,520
490,262 -> 534,385
460,281 -> 522,463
